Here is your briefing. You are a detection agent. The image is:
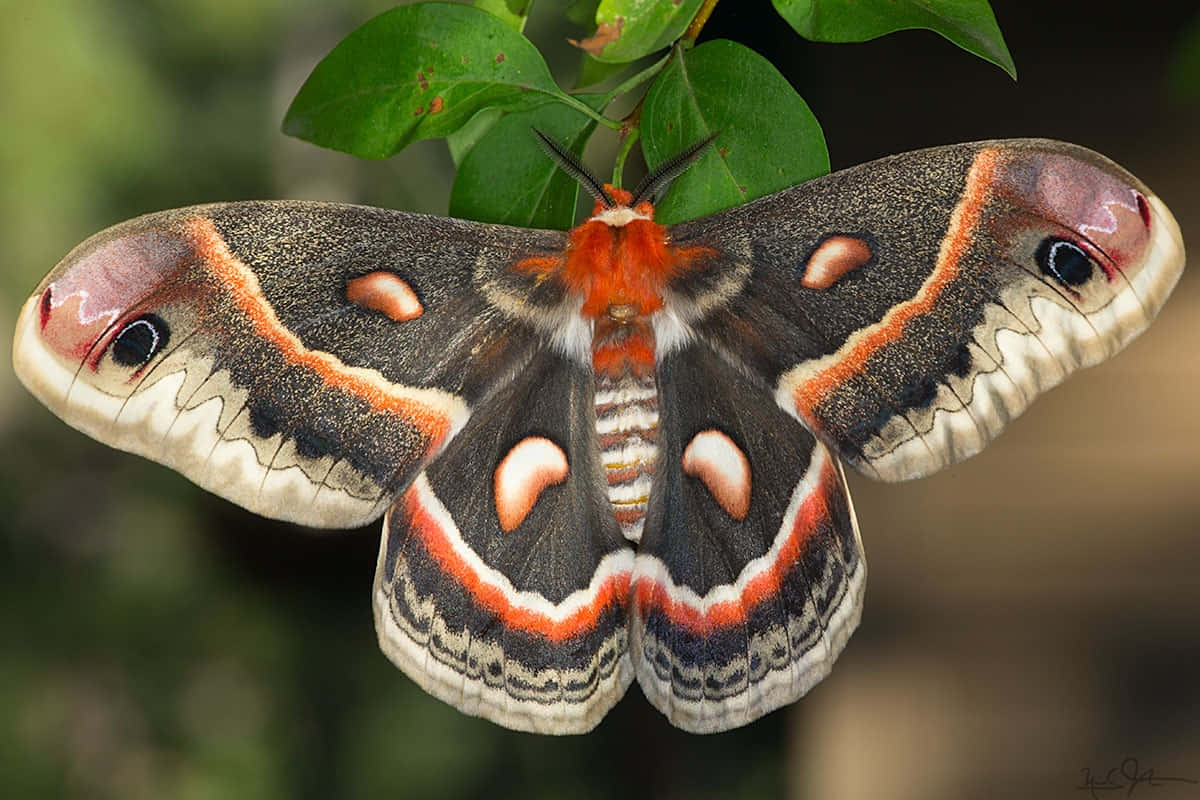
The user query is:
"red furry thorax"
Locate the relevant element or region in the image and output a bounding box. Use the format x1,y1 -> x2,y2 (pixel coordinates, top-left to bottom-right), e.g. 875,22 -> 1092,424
512,186 -> 715,377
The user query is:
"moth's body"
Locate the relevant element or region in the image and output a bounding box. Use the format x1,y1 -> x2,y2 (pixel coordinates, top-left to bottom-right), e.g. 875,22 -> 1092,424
591,324 -> 660,543
13,140 -> 1185,734
521,186 -> 711,543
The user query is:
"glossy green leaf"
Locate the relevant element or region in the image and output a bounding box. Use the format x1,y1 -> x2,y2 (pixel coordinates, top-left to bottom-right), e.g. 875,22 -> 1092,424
583,0 -> 706,64
449,95 -> 607,229
283,3 -> 567,159
446,108 -> 505,166
641,40 -> 829,224
473,0 -> 531,32
575,52 -> 629,88
773,0 -> 1015,78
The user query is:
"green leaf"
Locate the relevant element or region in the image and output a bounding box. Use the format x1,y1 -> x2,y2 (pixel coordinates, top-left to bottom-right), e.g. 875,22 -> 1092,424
449,95 -> 607,229
575,52 -> 630,88
772,0 -> 1016,79
283,2 -> 568,159
446,108 -> 505,166
641,40 -> 829,224
566,0 -> 602,27
580,0 -> 706,64
473,0 -> 531,33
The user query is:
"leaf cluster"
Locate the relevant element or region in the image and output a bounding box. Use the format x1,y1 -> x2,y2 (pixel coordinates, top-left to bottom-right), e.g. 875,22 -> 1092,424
283,0 -> 1013,227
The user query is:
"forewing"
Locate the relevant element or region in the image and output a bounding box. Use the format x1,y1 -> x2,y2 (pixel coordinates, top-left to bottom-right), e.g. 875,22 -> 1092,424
631,340 -> 865,733
374,349 -> 635,734
662,140 -> 1185,481
13,201 -> 570,527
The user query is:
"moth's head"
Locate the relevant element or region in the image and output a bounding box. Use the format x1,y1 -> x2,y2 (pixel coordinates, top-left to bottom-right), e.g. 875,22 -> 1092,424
13,213 -> 201,426
533,127 -> 718,227
588,184 -> 655,227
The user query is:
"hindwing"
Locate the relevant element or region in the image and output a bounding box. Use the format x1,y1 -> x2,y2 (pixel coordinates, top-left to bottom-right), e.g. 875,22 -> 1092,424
374,348 -> 634,734
631,340 -> 865,733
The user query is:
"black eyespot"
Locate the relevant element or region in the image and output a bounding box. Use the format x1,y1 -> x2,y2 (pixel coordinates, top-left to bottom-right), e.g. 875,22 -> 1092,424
110,314 -> 170,367
1036,237 -> 1093,287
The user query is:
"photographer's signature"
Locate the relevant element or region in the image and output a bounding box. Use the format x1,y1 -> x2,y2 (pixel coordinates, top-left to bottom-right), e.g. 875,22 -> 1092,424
1079,757 -> 1197,799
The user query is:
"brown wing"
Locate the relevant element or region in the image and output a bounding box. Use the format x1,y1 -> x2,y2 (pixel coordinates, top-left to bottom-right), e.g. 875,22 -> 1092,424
13,201 -> 570,527
658,139 -> 1184,481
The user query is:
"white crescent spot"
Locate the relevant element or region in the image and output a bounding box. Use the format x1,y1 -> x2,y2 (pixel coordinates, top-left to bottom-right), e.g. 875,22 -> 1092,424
346,272 -> 424,322
493,436 -> 570,532
681,430 -> 751,520
801,235 -> 872,290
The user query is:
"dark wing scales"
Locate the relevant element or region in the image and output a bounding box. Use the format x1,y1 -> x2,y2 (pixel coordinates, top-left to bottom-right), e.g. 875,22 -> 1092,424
662,140 -> 1185,481
374,349 -> 634,734
631,341 -> 864,733
14,201 -> 571,527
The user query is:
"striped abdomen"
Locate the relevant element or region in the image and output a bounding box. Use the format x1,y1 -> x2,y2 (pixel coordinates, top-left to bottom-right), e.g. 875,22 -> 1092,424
595,369 -> 659,543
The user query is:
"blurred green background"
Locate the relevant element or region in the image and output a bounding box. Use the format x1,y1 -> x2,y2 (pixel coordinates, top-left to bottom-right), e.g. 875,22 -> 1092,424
2,1 -> 1198,798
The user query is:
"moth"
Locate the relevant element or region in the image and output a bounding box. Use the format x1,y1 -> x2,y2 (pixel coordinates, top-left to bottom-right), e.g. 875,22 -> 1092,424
13,138 -> 1185,734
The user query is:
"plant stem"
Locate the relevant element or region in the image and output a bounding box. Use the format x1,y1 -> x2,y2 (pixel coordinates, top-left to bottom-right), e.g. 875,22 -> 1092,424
612,127 -> 641,189
554,90 -> 622,129
602,52 -> 672,106
683,0 -> 721,44
563,2 -> 717,175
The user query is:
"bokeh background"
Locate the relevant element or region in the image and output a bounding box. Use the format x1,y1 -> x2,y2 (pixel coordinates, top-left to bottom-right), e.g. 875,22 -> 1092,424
2,1 -> 1197,798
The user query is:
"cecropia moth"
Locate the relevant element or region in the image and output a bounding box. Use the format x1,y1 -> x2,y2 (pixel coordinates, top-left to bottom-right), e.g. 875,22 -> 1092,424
13,138 -> 1185,733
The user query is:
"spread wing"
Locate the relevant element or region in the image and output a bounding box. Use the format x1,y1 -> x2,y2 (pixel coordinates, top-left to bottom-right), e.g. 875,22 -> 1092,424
632,340 -> 864,733
374,348 -> 634,734
13,201 -> 572,527
660,139 -> 1185,481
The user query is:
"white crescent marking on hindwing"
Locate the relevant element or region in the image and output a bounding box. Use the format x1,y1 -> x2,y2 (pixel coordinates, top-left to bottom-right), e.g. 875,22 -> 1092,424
681,430 -> 751,521
493,436 -> 570,532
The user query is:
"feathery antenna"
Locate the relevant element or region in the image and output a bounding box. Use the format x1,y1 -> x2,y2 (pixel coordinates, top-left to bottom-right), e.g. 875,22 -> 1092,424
631,131 -> 720,206
532,128 -> 615,208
